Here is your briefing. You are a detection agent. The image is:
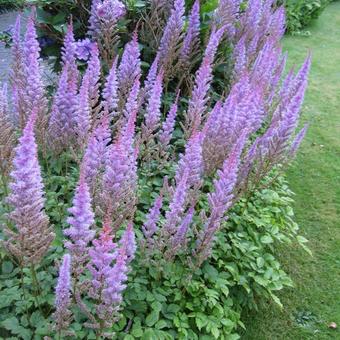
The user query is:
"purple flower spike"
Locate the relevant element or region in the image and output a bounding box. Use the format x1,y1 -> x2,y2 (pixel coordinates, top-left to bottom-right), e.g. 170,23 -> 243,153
144,70 -> 164,135
179,0 -> 200,67
103,57 -> 119,116
23,16 -> 47,128
4,111 -> 54,265
64,174 -> 95,275
158,94 -> 179,150
54,254 -> 72,333
120,223 -> 136,264
142,195 -> 163,240
157,0 -> 185,73
82,113 -> 111,191
118,32 -> 141,97
185,26 -> 225,133
195,132 -> 248,266
289,123 -> 308,158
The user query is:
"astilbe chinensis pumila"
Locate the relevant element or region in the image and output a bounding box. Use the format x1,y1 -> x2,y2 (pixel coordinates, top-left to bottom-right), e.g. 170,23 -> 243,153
117,33 -> 141,109
178,0 -> 201,71
86,221 -> 136,335
194,132 -> 248,266
0,84 -> 16,178
3,111 -> 54,265
64,172 -> 95,278
185,26 -> 226,134
89,0 -> 126,66
0,3 -> 312,336
156,0 -> 185,78
54,254 -> 73,336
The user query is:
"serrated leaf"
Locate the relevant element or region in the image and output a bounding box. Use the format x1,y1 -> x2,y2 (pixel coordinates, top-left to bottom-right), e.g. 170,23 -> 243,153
145,310 -> 159,327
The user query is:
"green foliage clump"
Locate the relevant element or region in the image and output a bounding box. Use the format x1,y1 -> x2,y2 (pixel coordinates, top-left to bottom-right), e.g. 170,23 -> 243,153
280,0 -> 331,33
0,156 -> 309,338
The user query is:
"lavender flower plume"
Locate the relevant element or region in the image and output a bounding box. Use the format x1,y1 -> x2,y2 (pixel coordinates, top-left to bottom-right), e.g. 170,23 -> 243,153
118,33 -> 141,99
158,94 -> 179,150
0,84 -> 16,177
102,138 -> 137,228
85,44 -> 101,112
144,54 -> 160,100
82,114 -> 111,191
48,64 -> 78,151
157,0 -> 185,75
4,111 -> 54,265
75,73 -> 92,148
214,0 -> 240,38
166,207 -> 194,259
64,174 -> 95,275
144,70 -> 164,136
175,131 -> 205,189
185,26 -> 225,133
163,169 -> 189,237
62,22 -> 79,80
289,123 -> 308,158
9,15 -> 26,128
179,0 -> 200,68
103,57 -> 119,117
195,132 -> 247,266
89,0 -> 126,38
54,254 -> 72,333
102,225 -> 135,310
120,223 -> 136,264
142,195 -> 163,244
23,16 -> 47,131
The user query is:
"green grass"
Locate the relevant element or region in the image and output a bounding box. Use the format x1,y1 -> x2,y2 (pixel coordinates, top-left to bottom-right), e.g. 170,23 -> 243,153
241,2 -> 340,339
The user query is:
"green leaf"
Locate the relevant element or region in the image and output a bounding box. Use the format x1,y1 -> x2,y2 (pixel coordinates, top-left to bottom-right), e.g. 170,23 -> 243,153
2,317 -> 32,339
2,261 -> 13,274
145,310 -> 160,327
155,319 -> 167,329
260,235 -> 274,244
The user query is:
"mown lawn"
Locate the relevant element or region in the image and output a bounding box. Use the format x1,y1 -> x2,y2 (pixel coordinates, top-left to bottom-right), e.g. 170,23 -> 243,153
241,2 -> 340,339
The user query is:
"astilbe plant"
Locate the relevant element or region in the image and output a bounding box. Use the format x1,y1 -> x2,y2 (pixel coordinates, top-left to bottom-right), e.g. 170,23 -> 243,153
0,0 -> 312,337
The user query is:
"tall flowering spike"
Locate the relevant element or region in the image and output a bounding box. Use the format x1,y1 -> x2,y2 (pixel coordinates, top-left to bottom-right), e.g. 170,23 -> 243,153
195,132 -> 248,266
64,174 -> 95,275
185,26 -> 225,133
289,123 -> 308,158
120,223 -> 136,264
163,169 -> 189,236
214,0 -> 240,38
89,0 -> 126,38
123,77 -> 141,123
179,0 -> 200,68
232,36 -> 248,80
54,254 -> 72,333
0,84 -> 16,176
142,195 -> 163,242
103,57 -> 119,117
4,111 -> 54,265
23,16 -> 47,130
48,64 -> 78,151
9,15 -> 26,127
158,95 -> 179,149
85,44 -> 101,112
62,22 -> 79,80
168,206 -> 194,257
203,75 -> 263,174
82,113 -> 111,191
144,54 -> 160,99
75,73 -> 92,148
175,131 -> 205,189
144,70 -> 164,136
102,138 -> 137,229
102,239 -> 129,310
118,33 -> 141,98
157,0 -> 185,75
